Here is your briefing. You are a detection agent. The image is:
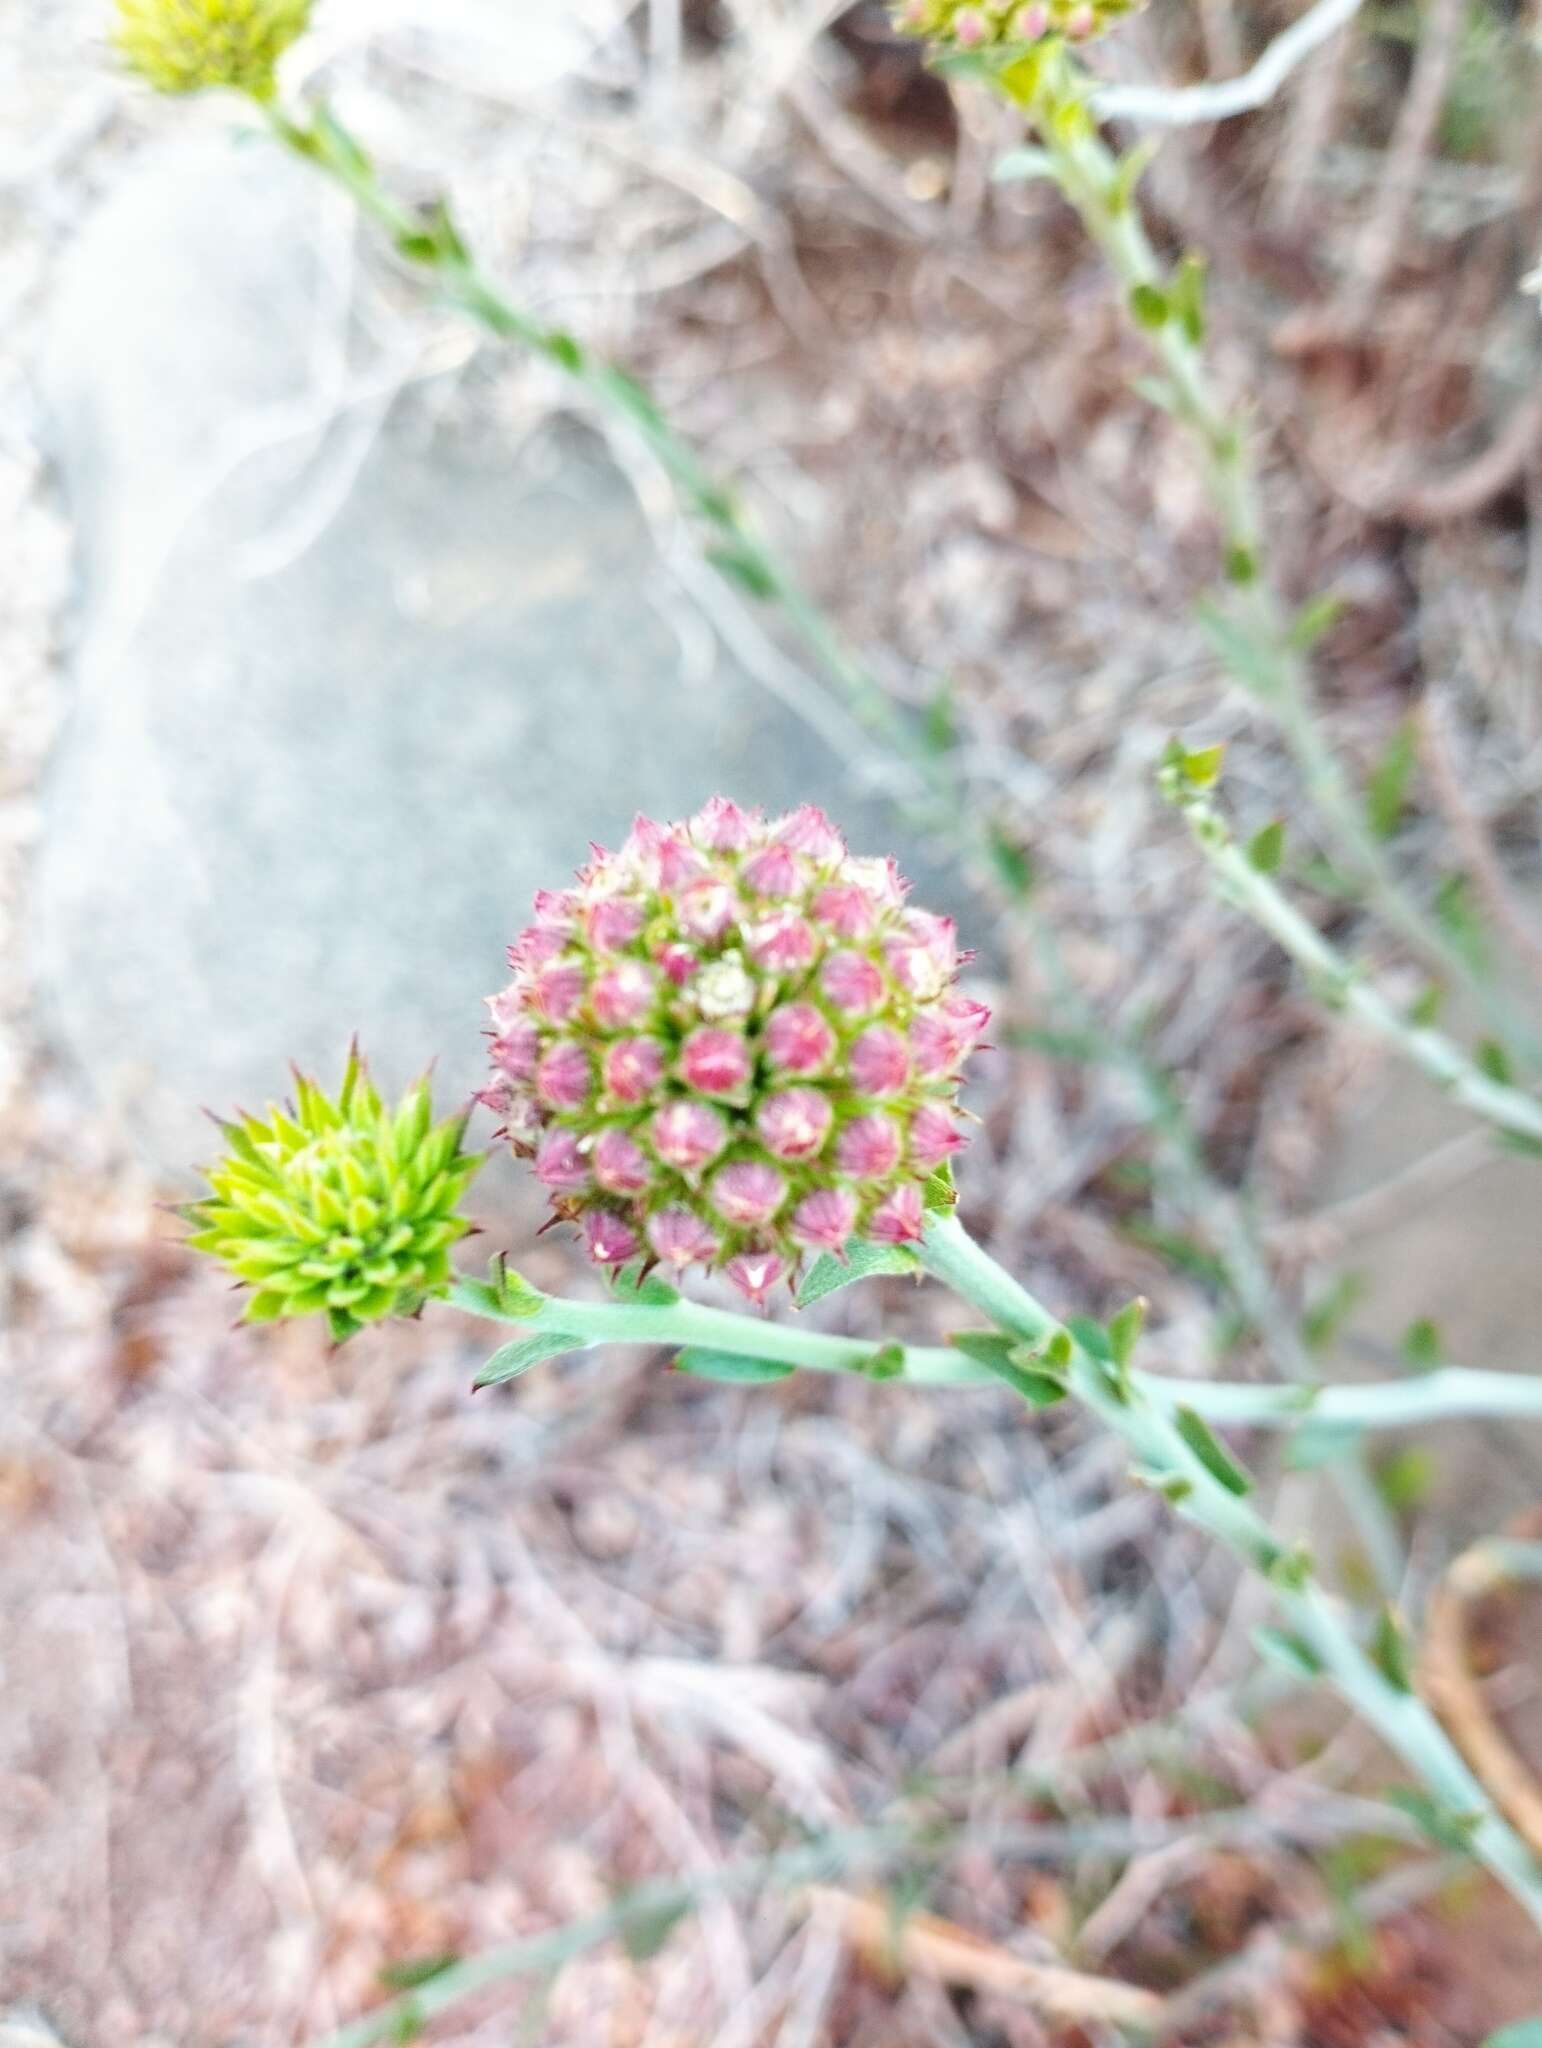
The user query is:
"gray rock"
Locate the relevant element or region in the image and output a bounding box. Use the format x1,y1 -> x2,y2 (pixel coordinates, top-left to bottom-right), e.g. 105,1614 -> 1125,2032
35,137 -> 965,1170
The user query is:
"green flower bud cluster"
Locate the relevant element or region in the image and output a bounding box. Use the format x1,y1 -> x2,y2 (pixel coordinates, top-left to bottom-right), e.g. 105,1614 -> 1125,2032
112,0 -> 312,99
184,1050 -> 481,1343
893,0 -> 1144,49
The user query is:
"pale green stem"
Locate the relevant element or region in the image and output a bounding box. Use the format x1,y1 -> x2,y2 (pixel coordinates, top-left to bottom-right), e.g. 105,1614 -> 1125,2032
1174,784 -> 1542,1146
451,1282 -> 1542,1432
912,1210 -> 1542,1928
1000,51 -> 1541,1067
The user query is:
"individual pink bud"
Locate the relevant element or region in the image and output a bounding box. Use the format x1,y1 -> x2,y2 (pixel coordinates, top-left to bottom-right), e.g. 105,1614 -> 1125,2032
678,879 -> 739,943
513,923 -> 571,972
690,795 -> 757,852
587,897 -> 644,952
1013,2 -> 1050,38
763,1002 -> 837,1076
490,1016 -> 542,1081
537,1040 -> 593,1110
710,1160 -> 789,1227
819,949 -> 885,1017
836,1111 -> 903,1181
590,960 -> 657,1031
487,986 -> 526,1032
773,804 -> 844,862
952,5 -> 991,44
592,1126 -> 654,1194
885,940 -> 946,1003
1065,2 -> 1095,36
908,1101 -> 965,1171
651,1099 -> 729,1172
623,813 -> 668,863
845,855 -> 908,913
746,909 -> 817,975
503,1093 -> 542,1152
867,1184 -> 925,1245
790,1186 -> 858,1253
536,1129 -> 590,1192
602,1036 -> 665,1104
532,888 -> 578,929
584,1209 -> 640,1266
812,883 -> 874,940
533,958 -> 587,1022
657,833 -> 708,891
694,958 -> 756,1020
724,1250 -> 786,1307
656,941 -> 700,987
679,1027 -> 753,1098
740,843 -> 800,900
756,1088 -> 834,1162
647,1206 -> 721,1269
847,1025 -> 910,1098
901,909 -> 958,974
474,1079 -> 513,1121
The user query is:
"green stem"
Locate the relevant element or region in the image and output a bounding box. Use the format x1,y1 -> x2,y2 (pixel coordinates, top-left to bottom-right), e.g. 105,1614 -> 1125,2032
453,1279 -> 1542,1434
1171,777 -> 1542,1146
996,48 -> 1540,1066
913,1210 -> 1542,1929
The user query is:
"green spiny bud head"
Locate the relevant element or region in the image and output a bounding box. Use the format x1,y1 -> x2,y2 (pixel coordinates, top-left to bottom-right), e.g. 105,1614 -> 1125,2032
184,1047 -> 482,1344
112,0 -> 312,99
893,0 -> 1145,50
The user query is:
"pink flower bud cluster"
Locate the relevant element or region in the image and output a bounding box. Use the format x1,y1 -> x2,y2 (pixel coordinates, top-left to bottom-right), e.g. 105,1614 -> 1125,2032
481,799 -> 989,1305
892,0 -> 1143,49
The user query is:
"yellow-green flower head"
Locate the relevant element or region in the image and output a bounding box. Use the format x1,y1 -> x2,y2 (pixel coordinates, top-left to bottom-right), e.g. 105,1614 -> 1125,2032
112,0 -> 312,99
893,0 -> 1144,48
185,1049 -> 482,1343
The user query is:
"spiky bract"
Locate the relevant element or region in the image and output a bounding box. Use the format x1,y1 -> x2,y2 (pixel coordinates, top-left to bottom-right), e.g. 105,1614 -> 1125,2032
185,1050 -> 480,1343
482,798 -> 990,1305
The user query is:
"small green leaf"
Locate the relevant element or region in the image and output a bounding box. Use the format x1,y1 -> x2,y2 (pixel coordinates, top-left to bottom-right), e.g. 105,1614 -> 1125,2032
1108,136 -> 1159,214
1407,982 -> 1445,1029
1252,1625 -> 1324,1678
1170,251 -> 1207,343
1374,1446 -> 1436,1513
950,1330 -> 1066,1406
1129,283 -> 1169,330
498,1264 -> 547,1319
379,1955 -> 459,1992
1401,1317 -> 1444,1372
859,1343 -> 907,1381
1288,592 -> 1344,650
705,544 -> 778,599
1161,738 -> 1226,792
545,329 -> 585,372
674,1348 -> 796,1385
1224,543 -> 1257,586
1266,1542 -> 1316,1591
619,1895 -> 692,1962
1477,1038 -> 1515,1086
923,684 -> 957,754
1366,718 -> 1417,841
1436,871 -> 1489,969
1302,1271 -> 1364,1353
474,1330 -> 587,1388
608,1259 -> 681,1306
991,145 -> 1055,184
1370,1606 -> 1415,1692
1174,1406 -> 1254,1496
1247,819 -> 1285,873
1107,1297 -> 1147,1370
1387,1787 -> 1483,1853
986,820 -> 1034,900
796,1239 -> 919,1308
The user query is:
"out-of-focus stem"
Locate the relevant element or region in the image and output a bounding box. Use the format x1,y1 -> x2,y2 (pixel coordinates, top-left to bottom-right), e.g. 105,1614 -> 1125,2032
1169,773 -> 1542,1147
987,45 -> 1541,1067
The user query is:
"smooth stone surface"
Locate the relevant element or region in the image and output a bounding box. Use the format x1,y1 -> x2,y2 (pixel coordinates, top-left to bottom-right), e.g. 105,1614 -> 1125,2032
35,136 -> 964,1171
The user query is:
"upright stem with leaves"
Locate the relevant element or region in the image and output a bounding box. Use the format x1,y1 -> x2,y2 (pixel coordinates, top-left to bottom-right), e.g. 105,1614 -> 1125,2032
972,37 -> 1542,1070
